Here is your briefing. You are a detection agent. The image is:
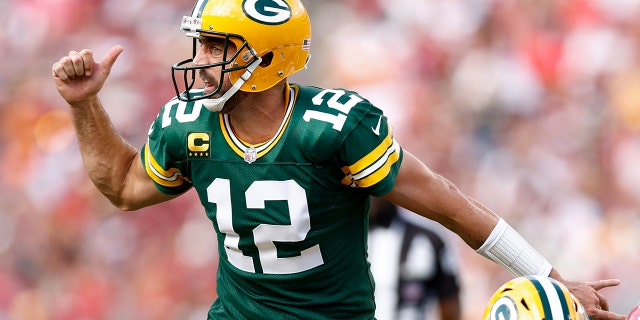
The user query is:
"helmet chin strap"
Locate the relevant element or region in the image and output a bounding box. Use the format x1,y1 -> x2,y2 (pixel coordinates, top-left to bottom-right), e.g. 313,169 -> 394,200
202,57 -> 263,112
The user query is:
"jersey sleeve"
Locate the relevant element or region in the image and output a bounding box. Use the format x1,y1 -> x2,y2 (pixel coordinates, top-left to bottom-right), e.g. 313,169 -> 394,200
140,102 -> 193,195
336,91 -> 403,197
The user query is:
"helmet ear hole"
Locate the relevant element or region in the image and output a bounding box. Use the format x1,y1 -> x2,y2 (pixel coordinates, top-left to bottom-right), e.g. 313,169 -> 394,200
259,52 -> 274,68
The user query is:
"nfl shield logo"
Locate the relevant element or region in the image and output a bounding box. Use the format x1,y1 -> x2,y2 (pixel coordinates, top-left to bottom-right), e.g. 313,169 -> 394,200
244,147 -> 257,164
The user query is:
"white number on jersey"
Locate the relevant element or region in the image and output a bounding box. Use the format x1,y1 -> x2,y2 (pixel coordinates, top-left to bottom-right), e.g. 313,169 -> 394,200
208,178 -> 324,274
303,89 -> 363,131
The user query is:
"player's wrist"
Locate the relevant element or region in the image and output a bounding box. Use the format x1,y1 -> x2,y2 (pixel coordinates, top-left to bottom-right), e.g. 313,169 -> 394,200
476,218 -> 552,277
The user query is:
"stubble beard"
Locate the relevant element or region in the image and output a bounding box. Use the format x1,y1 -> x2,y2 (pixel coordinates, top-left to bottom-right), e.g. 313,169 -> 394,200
200,69 -> 242,113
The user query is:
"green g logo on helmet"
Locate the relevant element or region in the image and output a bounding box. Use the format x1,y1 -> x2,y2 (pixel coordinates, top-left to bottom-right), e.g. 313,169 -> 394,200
489,296 -> 518,320
243,0 -> 292,25
174,0 -> 311,107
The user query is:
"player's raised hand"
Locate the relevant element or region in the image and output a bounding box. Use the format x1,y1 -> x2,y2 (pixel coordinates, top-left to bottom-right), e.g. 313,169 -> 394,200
52,45 -> 124,106
559,277 -> 626,320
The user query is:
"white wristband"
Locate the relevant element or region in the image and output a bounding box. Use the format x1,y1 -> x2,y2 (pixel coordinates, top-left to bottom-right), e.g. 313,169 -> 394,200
476,218 -> 552,277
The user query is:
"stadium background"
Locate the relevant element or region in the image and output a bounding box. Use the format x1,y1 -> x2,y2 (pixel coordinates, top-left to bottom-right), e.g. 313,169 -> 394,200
1,0 -> 639,318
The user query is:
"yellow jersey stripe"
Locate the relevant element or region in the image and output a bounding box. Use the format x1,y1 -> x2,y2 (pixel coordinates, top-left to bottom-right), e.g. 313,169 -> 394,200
351,139 -> 400,188
220,115 -> 244,157
144,142 -> 185,187
220,84 -> 296,159
347,123 -> 393,175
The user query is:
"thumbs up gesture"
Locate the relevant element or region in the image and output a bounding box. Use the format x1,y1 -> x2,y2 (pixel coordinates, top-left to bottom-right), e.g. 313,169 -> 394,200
52,45 -> 124,106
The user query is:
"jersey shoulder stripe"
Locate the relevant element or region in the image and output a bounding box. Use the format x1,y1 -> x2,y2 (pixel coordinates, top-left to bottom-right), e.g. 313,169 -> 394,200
141,96 -> 212,194
293,84 -> 402,194
143,138 -> 187,188
341,124 -> 401,188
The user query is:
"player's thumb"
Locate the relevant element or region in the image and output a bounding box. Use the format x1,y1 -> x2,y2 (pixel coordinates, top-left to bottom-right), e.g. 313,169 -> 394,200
100,45 -> 124,74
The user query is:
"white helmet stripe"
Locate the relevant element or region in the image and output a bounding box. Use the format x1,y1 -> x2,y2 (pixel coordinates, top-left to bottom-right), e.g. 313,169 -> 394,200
192,0 -> 208,18
531,275 -> 569,319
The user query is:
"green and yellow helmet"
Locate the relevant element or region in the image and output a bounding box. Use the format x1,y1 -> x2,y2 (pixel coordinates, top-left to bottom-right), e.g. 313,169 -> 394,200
483,276 -> 589,320
172,0 -> 311,108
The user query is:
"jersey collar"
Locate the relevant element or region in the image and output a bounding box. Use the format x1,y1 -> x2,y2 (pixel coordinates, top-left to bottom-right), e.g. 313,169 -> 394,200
219,83 -> 297,161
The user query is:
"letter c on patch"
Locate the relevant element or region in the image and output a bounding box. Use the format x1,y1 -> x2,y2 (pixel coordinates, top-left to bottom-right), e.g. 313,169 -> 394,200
188,132 -> 210,152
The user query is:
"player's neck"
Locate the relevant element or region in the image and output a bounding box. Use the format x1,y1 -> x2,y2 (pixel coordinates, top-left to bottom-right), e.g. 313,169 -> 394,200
226,82 -> 288,145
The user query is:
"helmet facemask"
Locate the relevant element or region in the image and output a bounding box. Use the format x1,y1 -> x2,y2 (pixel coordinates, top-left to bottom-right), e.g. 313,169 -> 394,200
172,0 -> 311,112
171,30 -> 261,112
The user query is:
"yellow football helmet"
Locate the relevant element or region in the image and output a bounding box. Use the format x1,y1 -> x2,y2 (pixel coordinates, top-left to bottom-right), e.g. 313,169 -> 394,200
483,276 -> 590,320
172,0 -> 311,111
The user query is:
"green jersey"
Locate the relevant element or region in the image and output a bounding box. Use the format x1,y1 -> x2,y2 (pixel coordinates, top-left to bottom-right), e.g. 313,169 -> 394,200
142,84 -> 403,319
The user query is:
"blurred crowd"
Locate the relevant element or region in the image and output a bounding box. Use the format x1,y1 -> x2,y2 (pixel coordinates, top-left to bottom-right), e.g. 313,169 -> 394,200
1,0 -> 639,319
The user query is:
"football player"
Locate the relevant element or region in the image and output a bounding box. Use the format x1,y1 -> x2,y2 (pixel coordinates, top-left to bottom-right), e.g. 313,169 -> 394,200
51,0 -> 624,319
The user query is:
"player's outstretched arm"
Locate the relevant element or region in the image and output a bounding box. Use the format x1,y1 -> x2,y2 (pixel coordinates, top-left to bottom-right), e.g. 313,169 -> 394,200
52,45 -> 177,210
383,151 -> 625,320
382,151 -> 498,248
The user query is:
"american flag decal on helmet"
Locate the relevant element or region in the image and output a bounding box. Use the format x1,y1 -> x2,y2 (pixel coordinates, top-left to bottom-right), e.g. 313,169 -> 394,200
302,39 -> 311,51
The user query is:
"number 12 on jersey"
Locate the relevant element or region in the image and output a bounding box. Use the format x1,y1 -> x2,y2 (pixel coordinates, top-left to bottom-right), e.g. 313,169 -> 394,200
208,178 -> 324,275
303,89 -> 363,131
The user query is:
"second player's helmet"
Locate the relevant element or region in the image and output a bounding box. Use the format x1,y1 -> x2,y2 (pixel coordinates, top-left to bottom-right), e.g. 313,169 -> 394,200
483,275 -> 589,320
172,0 -> 311,111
